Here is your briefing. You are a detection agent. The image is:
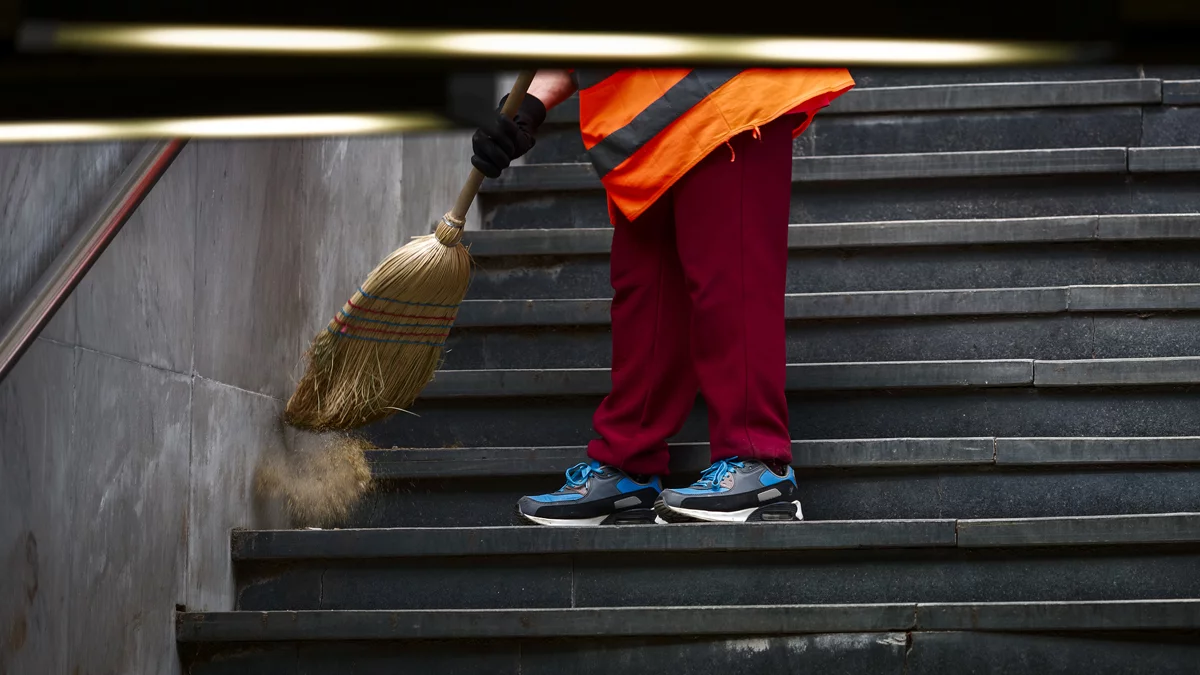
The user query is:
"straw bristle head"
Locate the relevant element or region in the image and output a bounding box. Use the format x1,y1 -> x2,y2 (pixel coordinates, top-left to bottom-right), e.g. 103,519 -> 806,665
285,216 -> 472,431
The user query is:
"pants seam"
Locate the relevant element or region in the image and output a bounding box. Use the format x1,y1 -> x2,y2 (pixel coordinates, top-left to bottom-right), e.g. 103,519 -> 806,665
737,132 -> 759,457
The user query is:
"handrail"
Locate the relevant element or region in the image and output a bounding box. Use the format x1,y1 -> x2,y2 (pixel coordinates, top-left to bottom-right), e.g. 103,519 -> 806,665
0,139 -> 187,383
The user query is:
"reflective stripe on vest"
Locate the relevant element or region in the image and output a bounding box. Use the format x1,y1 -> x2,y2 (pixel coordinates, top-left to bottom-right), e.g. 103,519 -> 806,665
587,69 -> 740,178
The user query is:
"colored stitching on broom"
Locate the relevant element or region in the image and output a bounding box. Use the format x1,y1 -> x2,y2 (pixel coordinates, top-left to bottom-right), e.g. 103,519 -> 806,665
345,299 -> 455,322
338,310 -> 453,330
356,286 -> 460,309
332,315 -> 450,340
325,327 -> 445,347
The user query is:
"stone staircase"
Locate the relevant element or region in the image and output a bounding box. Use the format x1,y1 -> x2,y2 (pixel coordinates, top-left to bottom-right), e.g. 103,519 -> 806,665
179,66 -> 1200,673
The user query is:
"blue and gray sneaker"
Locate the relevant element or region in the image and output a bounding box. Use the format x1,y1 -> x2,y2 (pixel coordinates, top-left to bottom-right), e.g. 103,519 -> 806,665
655,458 -> 802,523
518,460 -> 663,526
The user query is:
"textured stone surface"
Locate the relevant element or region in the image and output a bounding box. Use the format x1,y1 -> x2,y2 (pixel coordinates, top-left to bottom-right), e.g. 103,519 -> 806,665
1142,106 -> 1200,146
1035,356 -> 1200,387
483,174 -> 1200,230
916,599 -> 1200,631
419,361 -> 1034,399
183,642 -> 519,675
810,107 -> 1142,156
957,513 -> 1200,547
440,315 -> 1094,370
1070,283 -> 1200,311
187,379 -> 288,613
484,149 -> 1129,193
829,79 -> 1160,114
192,140 -> 308,398
354,465 -> 1200,527
0,142 -> 139,342
66,349 -> 191,675
74,143 -> 196,372
466,214 -> 1200,259
996,436 -> 1200,465
365,388 -> 1200,450
907,631 -> 1200,675
294,137 -> 408,349
466,244 -> 1200,299
519,633 -> 907,675
237,557 -> 575,611
185,634 -> 902,674
1093,315 -> 1200,359
844,66 -> 1141,88
572,549 -> 1200,607
365,438 -> 995,479
0,340 -> 74,675
797,467 -> 1200,521
178,604 -> 919,641
1129,146 -> 1200,173
1161,80 -> 1200,105
233,520 -> 956,561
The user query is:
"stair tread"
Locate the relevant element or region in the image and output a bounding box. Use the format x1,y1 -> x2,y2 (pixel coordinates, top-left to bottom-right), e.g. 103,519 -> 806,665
420,357 -> 1200,397
231,513 -> 1200,560
365,437 -> 1200,477
464,214 -> 1200,256
482,147 -> 1138,192
177,599 -> 1200,642
454,284 -> 1200,326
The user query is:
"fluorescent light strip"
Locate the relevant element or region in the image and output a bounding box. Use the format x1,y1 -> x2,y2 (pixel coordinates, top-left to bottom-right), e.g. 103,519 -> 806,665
31,23 -> 1096,65
0,113 -> 449,142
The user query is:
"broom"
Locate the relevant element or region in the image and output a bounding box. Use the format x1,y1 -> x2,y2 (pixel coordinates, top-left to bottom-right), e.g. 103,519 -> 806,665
284,70 -> 537,431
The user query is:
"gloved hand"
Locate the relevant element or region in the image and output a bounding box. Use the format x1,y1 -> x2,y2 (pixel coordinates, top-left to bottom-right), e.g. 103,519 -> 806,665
471,93 -> 547,178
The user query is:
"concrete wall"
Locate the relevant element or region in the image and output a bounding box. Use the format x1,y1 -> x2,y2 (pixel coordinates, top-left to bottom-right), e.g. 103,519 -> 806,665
0,129 -> 475,673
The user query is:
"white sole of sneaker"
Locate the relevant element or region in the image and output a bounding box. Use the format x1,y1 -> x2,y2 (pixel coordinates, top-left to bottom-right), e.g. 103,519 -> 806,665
663,500 -> 804,523
520,512 -> 610,527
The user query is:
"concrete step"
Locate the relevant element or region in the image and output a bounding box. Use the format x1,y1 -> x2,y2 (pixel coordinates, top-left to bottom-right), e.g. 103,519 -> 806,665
350,464 -> 1200,527
464,214 -> 1200,257
367,437 -> 1200,478
456,286 -> 1200,324
231,515 -> 1200,611
444,316 -> 1200,370
349,438 -> 1200,527
467,243 -> 1200,300
481,151 -> 1200,230
484,148 -> 1131,194
179,629 -> 1200,675
1164,80 -> 1200,105
440,286 -> 1200,369
232,513 -> 1200,560
180,600 -> 1200,642
530,80 -> 1164,163
363,384 -> 1200,454
418,357 -> 1200,399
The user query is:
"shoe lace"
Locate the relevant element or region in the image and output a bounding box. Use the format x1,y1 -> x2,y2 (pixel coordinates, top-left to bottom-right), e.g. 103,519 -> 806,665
693,458 -> 744,489
561,462 -> 602,489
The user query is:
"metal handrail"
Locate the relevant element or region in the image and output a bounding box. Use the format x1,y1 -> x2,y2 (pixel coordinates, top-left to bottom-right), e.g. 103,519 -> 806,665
0,139 -> 187,383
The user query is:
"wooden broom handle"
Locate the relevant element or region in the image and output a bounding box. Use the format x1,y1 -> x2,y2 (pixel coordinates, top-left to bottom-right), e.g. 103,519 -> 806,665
448,70 -> 538,223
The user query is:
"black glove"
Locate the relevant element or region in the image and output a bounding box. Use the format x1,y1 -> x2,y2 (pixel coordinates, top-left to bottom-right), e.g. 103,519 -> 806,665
471,93 -> 547,178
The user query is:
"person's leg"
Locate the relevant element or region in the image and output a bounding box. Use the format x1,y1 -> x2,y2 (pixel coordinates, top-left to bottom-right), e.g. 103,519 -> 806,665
587,195 -> 700,477
518,194 -> 699,526
655,114 -> 801,523
674,116 -> 795,466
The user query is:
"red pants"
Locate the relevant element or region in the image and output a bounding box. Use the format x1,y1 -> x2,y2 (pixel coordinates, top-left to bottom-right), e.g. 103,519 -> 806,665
586,113 -> 797,476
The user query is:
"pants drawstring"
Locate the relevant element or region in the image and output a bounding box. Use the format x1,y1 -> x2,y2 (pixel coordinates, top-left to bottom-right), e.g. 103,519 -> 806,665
728,126 -> 762,162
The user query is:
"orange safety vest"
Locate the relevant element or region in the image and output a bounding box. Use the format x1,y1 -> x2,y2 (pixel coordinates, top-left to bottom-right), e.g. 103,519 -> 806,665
571,68 -> 855,224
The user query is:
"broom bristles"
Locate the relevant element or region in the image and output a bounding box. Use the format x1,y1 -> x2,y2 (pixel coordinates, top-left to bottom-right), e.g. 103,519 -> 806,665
285,216 -> 471,430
